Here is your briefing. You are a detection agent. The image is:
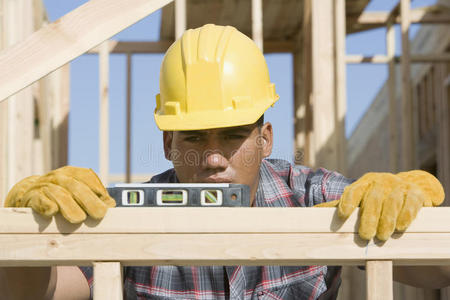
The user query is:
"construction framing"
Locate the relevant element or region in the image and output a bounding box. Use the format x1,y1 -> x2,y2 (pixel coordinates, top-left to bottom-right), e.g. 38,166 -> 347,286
1,0 -> 450,299
1,207 -> 450,300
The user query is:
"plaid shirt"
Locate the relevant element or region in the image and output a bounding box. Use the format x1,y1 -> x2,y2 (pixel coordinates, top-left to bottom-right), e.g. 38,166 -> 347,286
80,159 -> 353,299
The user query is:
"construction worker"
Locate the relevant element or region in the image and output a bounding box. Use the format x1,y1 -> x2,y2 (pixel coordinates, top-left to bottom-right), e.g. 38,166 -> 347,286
1,24 -> 449,300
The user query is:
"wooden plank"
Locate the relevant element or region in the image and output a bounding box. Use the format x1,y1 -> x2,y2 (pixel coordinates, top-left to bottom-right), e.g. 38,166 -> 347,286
36,69 -> 52,174
99,41 -> 109,186
346,54 -> 450,64
387,21 -> 397,172
437,64 -> 450,207
87,40 -> 295,54
93,262 -> 123,300
401,0 -> 414,170
335,0 -> 347,175
251,0 -> 263,52
1,207 -> 450,234
5,0 -> 34,189
0,0 -> 173,102
346,55 -> 391,64
366,261 -> 393,300
349,9 -> 450,30
52,63 -> 70,169
1,232 -> 450,267
293,39 -> 305,165
174,0 -> 185,39
310,0 -> 339,170
302,0 -> 314,167
126,54 -> 132,183
411,54 -> 450,63
0,0 -> 7,206
412,84 -> 421,169
419,80 -> 427,138
426,69 -> 435,131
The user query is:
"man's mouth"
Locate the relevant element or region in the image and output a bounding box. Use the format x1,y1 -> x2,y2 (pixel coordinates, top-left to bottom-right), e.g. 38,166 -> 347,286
201,175 -> 233,183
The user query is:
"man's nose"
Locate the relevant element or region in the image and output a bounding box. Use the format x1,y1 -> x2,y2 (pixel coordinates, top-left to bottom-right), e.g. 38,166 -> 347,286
203,150 -> 228,169
201,137 -> 228,169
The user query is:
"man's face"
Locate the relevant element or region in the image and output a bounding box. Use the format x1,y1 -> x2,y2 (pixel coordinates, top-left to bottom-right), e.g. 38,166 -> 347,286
163,122 -> 273,201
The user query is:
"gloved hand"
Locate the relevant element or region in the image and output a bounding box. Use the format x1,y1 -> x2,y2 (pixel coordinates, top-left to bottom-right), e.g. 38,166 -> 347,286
316,170 -> 445,241
4,166 -> 116,223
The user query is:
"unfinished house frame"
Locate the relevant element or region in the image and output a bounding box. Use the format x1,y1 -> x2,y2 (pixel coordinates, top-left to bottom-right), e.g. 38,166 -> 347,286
1,0 -> 450,299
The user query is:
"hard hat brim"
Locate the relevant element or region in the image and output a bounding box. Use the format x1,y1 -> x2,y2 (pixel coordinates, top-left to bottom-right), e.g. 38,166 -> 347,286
154,96 -> 278,131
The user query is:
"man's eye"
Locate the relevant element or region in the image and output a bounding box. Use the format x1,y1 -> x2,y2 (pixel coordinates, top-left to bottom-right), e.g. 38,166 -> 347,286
184,136 -> 202,142
225,135 -> 245,140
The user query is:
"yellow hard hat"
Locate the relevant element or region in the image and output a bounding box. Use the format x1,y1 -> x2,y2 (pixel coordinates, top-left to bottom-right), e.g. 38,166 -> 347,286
155,24 -> 279,131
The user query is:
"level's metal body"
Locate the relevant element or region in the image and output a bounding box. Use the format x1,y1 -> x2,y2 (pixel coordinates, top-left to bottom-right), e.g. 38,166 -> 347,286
107,183 -> 250,207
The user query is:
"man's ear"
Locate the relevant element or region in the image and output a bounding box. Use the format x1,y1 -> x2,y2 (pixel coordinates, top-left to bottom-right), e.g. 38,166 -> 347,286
260,122 -> 273,158
163,131 -> 173,161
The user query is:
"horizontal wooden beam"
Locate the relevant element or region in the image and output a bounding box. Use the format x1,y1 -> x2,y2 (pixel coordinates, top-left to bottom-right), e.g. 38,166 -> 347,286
346,55 -> 392,64
1,232 -> 450,267
88,40 -> 295,54
349,7 -> 450,32
1,208 -> 450,267
357,11 -> 450,25
2,207 -> 450,234
0,0 -> 173,102
346,54 -> 450,64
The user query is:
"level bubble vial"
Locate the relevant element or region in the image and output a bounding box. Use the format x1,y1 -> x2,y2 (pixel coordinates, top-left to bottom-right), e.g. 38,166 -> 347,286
157,190 -> 187,205
122,190 -> 144,206
201,190 -> 223,206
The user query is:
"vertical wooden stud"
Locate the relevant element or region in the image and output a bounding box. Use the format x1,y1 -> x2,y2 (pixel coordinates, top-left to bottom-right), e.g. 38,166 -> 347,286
5,0 -> 34,190
174,0 -> 186,40
93,262 -> 123,300
419,80 -> 427,138
334,0 -> 347,175
53,63 -> 70,169
387,21 -> 397,172
437,64 -> 450,206
0,0 -> 7,205
400,0 -> 414,170
126,53 -> 132,183
309,0 -> 340,171
366,261 -> 393,300
293,39 -> 305,165
301,0 -> 313,167
426,70 -> 435,131
99,41 -> 110,186
252,0 -> 263,52
412,85 -> 421,169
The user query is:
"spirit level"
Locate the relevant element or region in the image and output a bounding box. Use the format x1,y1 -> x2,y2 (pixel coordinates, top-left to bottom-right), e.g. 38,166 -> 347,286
107,183 -> 250,207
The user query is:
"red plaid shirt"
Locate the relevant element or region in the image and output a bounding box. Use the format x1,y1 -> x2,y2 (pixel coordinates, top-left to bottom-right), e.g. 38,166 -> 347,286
80,159 -> 353,299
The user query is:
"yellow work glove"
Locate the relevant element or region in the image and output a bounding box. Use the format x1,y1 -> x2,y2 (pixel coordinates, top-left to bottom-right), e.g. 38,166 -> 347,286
4,166 -> 116,223
316,170 -> 444,241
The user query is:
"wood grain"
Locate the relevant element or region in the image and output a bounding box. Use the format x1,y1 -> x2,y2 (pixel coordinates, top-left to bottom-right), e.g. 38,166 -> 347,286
1,232 -> 450,267
93,262 -> 123,300
1,207 -> 450,234
0,0 -> 172,101
366,261 -> 393,300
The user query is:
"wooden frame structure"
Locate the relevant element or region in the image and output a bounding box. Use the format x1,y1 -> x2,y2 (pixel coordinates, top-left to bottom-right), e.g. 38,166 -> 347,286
1,0 -> 450,299
343,1 -> 450,173
1,207 -> 450,300
1,1 -> 449,181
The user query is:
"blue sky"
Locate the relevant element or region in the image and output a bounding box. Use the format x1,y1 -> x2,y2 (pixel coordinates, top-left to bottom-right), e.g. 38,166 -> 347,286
43,0 -> 436,178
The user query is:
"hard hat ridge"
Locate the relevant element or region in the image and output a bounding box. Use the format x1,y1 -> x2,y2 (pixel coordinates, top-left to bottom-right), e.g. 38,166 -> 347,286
155,24 -> 279,131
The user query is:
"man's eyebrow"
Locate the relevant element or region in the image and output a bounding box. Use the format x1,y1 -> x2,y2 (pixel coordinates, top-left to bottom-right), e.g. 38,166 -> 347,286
220,127 -> 254,134
178,131 -> 206,135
